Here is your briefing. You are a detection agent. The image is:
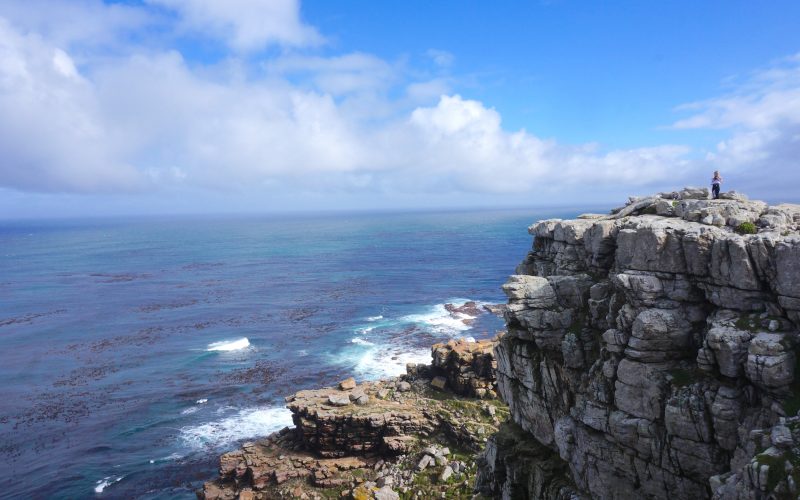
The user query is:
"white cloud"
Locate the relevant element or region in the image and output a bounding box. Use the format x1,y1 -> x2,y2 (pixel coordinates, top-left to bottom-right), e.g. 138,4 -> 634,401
426,49 -> 454,68
147,0 -> 322,51
266,53 -> 395,95
674,53 -> 800,197
403,95 -> 689,193
0,12 -> 691,201
0,17 -> 144,192
0,0 -> 151,49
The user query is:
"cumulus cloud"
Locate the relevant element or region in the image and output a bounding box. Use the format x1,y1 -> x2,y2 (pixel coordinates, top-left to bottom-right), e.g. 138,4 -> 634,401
146,0 -> 322,51
403,95 -> 689,193
0,18 -> 143,192
674,53 -> 800,197
15,1 -> 800,209
0,6 -> 692,199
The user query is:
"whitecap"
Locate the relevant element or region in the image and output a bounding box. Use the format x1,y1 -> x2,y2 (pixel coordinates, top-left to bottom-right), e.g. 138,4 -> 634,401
351,337 -> 374,346
181,406 -> 198,415
179,407 -> 293,450
196,398 -> 208,404
94,476 -> 123,494
365,315 -> 384,322
401,304 -> 471,334
348,345 -> 432,379
206,338 -> 250,351
355,326 -> 374,335
150,453 -> 182,464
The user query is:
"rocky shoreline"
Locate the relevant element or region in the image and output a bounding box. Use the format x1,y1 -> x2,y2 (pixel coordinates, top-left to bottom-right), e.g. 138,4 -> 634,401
200,337 -> 505,499
202,188 -> 800,499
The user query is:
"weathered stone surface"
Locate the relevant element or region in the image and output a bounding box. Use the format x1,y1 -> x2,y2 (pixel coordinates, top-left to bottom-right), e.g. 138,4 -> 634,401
338,377 -> 356,390
202,363 -> 509,499
430,376 -> 447,390
425,337 -> 499,398
479,189 -> 800,500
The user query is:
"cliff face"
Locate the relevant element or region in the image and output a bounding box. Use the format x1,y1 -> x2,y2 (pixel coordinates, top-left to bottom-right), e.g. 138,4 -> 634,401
477,188 -> 800,499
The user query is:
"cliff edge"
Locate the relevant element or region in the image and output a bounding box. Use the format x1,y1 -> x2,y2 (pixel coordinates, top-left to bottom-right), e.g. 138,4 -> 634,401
476,187 -> 800,499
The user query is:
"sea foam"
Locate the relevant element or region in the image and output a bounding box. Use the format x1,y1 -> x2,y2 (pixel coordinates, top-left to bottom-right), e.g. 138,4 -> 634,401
206,338 -> 250,351
179,406 -> 293,450
351,337 -> 374,346
94,476 -> 123,494
401,300 -> 486,335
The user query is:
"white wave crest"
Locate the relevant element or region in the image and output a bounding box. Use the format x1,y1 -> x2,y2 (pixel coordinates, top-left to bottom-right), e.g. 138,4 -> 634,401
149,453 -> 183,464
402,304 -> 470,334
179,407 -> 293,450
351,346 -> 431,379
351,337 -> 374,346
207,338 -> 250,351
94,476 -> 123,494
365,315 -> 383,322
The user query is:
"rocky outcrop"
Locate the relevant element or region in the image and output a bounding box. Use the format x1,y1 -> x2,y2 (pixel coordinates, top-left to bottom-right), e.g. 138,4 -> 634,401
412,336 -> 499,399
201,339 -> 506,499
479,189 -> 800,499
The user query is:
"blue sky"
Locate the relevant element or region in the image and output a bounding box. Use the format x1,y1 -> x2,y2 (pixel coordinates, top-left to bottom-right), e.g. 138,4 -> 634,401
1,0 -> 799,218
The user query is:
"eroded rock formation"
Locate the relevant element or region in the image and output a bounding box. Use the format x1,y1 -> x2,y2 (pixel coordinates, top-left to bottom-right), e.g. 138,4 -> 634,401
201,339 -> 504,499
478,188 -> 800,499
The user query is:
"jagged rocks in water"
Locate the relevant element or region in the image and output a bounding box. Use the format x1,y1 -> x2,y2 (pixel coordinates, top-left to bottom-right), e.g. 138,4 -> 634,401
479,189 -> 800,500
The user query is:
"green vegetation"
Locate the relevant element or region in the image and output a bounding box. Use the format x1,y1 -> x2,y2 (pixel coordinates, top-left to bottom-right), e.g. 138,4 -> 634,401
642,205 -> 658,215
782,354 -> 800,417
672,200 -> 679,207
735,314 -> 760,332
568,311 -> 587,335
753,450 -> 800,498
736,221 -> 757,235
756,452 -> 787,492
667,368 -> 695,388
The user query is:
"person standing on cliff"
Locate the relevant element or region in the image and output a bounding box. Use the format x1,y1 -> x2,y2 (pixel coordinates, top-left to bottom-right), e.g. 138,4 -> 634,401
711,170 -> 723,199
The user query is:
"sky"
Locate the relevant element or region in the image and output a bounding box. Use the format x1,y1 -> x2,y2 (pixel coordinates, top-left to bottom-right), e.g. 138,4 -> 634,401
1,0 -> 799,218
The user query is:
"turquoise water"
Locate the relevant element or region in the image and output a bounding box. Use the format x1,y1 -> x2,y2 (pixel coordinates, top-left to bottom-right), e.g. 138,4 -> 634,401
0,208 -> 572,498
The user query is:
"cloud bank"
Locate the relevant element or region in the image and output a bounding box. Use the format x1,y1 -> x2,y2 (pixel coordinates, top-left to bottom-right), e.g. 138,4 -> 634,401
0,1 -> 796,213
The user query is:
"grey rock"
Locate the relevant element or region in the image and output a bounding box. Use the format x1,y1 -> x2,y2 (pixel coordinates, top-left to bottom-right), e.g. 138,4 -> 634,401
327,394 -> 351,406
416,454 -> 432,471
373,486 -> 400,500
439,465 -> 453,483
480,189 -> 800,500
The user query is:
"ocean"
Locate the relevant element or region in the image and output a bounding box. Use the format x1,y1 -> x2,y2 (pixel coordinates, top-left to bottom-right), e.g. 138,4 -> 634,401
0,208 -> 573,498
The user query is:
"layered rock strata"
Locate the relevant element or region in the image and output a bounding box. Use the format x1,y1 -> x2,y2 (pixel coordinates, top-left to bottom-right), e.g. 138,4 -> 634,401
412,337 -> 500,399
479,189 -> 800,499
201,339 -> 506,499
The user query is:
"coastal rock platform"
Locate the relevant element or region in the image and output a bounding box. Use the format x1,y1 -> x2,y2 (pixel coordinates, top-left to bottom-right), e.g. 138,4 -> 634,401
200,338 -> 505,499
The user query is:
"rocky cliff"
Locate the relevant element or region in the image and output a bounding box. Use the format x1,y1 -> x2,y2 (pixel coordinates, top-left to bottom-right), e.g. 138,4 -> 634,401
477,188 -> 800,499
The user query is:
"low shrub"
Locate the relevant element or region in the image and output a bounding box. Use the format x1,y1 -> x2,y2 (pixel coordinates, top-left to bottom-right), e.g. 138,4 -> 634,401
736,222 -> 757,235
